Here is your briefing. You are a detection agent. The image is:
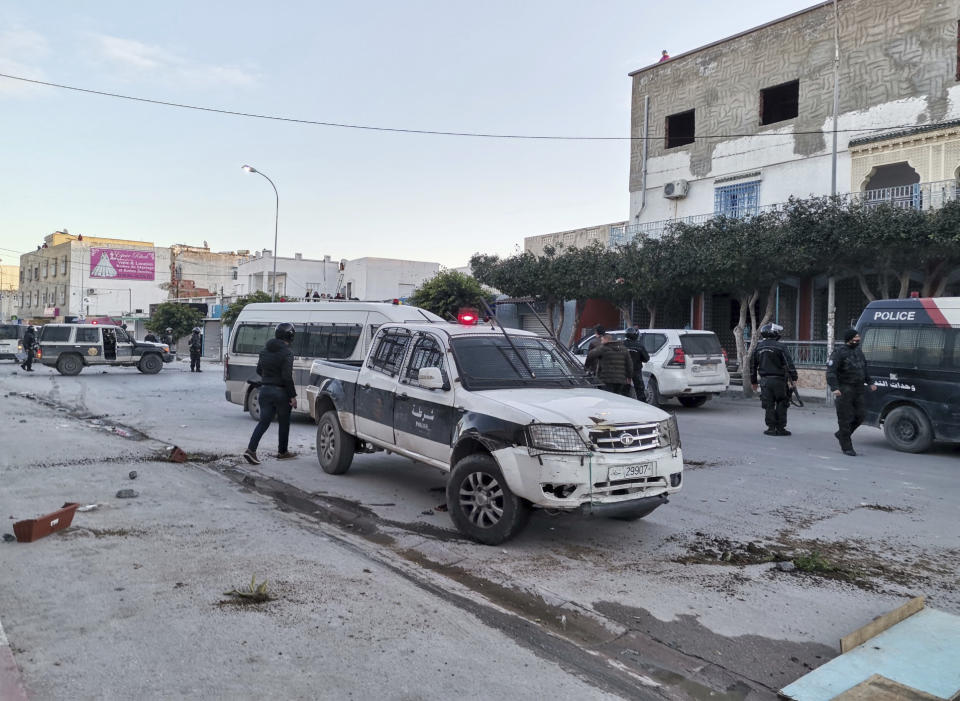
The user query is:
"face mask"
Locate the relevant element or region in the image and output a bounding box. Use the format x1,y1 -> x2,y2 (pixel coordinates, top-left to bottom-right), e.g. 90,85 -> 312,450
848,340 -> 860,348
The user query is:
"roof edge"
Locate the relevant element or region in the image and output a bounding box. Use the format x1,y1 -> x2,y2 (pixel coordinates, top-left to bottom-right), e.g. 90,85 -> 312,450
628,1 -> 832,77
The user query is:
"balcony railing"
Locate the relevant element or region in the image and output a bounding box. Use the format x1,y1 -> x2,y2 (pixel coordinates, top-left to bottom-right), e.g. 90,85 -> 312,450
613,179 -> 960,245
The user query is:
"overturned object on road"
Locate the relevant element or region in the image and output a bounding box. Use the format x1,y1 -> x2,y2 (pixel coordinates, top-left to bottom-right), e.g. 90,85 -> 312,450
12,502 -> 80,543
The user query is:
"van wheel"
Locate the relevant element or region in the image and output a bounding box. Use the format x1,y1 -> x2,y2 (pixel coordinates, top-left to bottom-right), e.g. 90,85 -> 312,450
447,454 -> 530,545
247,387 -> 261,421
316,410 -> 355,474
645,376 -> 662,407
883,406 -> 933,453
56,354 -> 83,376
137,354 -> 163,374
678,395 -> 707,408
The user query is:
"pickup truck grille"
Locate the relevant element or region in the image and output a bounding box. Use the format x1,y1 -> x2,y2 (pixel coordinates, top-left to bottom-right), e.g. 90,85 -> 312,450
588,422 -> 659,453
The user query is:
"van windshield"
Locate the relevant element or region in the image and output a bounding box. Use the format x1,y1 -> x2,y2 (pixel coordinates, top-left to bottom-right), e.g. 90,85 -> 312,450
0,325 -> 19,340
450,335 -> 592,390
680,334 -> 722,355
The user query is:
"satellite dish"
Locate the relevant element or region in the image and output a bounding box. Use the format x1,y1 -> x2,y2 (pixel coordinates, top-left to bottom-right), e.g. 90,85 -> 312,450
203,240 -> 209,248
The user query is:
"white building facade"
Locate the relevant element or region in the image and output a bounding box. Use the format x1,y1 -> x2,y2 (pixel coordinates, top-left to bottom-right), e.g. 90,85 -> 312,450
341,257 -> 441,301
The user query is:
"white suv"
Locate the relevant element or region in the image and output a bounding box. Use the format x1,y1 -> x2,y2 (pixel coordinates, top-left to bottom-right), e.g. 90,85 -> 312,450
572,329 -> 729,407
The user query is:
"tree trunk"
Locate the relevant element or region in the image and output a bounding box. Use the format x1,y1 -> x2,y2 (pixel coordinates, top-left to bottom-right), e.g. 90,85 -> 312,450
567,299 -> 586,347
554,299 -> 565,339
734,290 -> 759,396
646,303 -> 657,329
878,270 -> 890,301
741,288 -> 768,396
544,301 -> 556,335
921,261 -> 947,297
896,271 -> 911,298
619,304 -> 633,329
856,272 -> 877,303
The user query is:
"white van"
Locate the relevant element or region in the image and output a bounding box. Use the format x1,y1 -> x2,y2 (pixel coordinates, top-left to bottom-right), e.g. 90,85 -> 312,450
0,324 -> 26,362
224,301 -> 444,419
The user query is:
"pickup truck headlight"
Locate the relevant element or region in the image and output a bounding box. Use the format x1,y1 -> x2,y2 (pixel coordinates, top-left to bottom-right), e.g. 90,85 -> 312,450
526,424 -> 590,455
657,416 -> 681,452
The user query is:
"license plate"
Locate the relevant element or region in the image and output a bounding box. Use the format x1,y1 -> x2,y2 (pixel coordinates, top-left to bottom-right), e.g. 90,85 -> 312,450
608,462 -> 654,482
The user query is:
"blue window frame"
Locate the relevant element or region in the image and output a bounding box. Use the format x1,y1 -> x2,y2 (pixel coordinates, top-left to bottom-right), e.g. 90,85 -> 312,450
714,180 -> 760,218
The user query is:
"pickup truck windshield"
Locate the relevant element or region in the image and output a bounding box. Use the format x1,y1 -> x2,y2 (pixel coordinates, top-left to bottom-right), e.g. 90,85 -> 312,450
450,335 -> 592,390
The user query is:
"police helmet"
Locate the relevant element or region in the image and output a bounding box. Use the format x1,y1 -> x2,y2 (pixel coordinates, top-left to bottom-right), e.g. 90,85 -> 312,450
192,327 -> 201,334
166,327 -> 173,333
275,322 -> 296,343
625,327 -> 639,340
759,322 -> 784,340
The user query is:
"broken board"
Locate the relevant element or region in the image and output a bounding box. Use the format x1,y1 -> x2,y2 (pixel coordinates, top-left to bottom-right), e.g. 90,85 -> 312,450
781,607 -> 960,700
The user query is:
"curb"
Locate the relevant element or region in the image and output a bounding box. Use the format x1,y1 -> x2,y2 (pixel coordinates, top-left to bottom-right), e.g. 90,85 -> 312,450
0,617 -> 29,701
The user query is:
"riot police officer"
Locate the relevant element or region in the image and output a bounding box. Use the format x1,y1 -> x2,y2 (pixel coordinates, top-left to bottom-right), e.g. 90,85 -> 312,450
826,329 -> 877,456
188,327 -> 203,372
750,322 -> 798,436
623,327 -> 650,402
20,325 -> 38,372
244,322 -> 298,464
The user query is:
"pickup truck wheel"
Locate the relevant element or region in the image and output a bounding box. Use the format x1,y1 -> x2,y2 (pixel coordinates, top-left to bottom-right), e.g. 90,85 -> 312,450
883,406 -> 933,453
137,354 -> 163,374
247,387 -> 261,421
447,454 -> 530,545
56,354 -> 83,376
678,395 -> 707,408
316,410 -> 356,475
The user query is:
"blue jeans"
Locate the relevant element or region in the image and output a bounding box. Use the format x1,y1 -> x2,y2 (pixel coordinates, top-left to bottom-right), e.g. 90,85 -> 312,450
247,385 -> 292,454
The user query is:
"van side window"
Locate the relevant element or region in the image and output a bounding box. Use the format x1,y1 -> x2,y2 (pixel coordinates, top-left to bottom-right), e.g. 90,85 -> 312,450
75,328 -> 100,344
643,333 -> 667,355
233,324 -> 273,354
40,326 -> 72,343
916,327 -> 947,368
301,324 -> 363,359
861,327 -> 896,364
403,335 -> 446,386
368,331 -> 411,377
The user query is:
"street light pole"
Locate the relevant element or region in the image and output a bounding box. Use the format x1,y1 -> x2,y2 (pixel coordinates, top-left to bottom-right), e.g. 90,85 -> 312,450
241,165 -> 280,301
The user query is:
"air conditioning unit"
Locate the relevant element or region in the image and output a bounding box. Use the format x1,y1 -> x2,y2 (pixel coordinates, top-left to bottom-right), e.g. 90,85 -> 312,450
663,179 -> 689,199
87,288 -> 96,295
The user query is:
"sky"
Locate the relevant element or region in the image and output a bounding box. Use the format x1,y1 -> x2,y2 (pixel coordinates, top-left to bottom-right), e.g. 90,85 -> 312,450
0,0 -> 816,269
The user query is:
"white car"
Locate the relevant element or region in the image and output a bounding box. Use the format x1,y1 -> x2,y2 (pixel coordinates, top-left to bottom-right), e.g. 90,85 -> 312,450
572,329 -> 729,407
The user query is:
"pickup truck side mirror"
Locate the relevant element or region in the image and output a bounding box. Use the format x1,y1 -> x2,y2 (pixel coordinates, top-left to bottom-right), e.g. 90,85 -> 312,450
418,367 -> 446,390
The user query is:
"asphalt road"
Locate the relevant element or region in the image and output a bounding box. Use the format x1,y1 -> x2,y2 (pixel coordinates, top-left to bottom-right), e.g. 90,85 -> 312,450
2,359 -> 958,699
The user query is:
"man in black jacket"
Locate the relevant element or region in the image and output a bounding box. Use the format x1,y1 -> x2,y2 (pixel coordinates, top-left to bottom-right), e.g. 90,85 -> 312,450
750,323 -> 798,436
20,325 -> 37,372
188,327 -> 203,372
586,333 -> 634,396
826,328 -> 877,456
244,322 -> 298,464
623,327 -> 650,401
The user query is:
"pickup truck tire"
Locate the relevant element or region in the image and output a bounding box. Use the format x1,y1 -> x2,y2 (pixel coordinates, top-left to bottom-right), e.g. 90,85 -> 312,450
247,387 -> 261,421
447,454 -> 530,545
56,354 -> 83,376
137,354 -> 163,374
678,395 -> 707,408
883,405 -> 933,453
316,410 -> 356,474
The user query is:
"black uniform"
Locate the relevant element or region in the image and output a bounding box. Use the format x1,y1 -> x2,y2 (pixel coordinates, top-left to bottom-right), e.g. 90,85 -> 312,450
624,336 -> 650,402
826,344 -> 873,451
750,339 -> 798,433
188,332 -> 203,372
21,327 -> 37,371
144,333 -> 158,343
162,333 -> 174,352
247,338 -> 296,455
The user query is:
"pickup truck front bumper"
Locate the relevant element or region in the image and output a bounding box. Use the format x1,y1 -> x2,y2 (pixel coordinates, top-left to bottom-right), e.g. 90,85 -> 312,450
492,446 -> 682,513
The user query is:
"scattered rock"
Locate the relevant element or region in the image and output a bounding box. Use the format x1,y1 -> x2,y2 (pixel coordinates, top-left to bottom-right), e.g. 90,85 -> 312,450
777,561 -> 796,572
115,489 -> 139,499
18,419 -> 26,424
420,510 -> 433,516
2,533 -> 15,542
434,503 -> 448,512
76,504 -> 99,512
128,470 -> 138,480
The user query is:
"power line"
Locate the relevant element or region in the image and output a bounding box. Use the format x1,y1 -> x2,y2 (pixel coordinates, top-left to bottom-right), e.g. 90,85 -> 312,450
0,71 -> 954,141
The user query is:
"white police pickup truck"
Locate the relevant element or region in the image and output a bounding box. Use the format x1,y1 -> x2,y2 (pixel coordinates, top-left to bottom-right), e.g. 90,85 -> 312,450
305,321 -> 683,544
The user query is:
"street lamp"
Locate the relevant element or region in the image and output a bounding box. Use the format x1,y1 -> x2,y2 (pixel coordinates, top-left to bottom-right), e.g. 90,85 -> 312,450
241,164 -> 280,301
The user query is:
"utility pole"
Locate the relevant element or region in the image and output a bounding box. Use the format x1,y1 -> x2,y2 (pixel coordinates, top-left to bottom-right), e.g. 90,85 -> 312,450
825,0 -> 840,406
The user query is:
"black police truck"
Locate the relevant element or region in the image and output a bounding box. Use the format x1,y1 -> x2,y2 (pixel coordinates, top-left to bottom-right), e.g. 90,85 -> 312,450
857,297 -> 960,453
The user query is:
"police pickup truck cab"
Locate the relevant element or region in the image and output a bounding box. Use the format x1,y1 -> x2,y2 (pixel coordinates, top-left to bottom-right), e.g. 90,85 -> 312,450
305,322 -> 683,544
37,323 -> 173,375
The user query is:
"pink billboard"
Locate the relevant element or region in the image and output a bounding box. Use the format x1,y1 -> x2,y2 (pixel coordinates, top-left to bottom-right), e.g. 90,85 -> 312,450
89,248 -> 155,281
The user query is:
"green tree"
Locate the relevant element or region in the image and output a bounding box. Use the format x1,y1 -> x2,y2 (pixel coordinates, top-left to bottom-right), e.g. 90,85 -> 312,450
220,291 -> 274,327
407,269 -> 491,319
146,303 -> 204,341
